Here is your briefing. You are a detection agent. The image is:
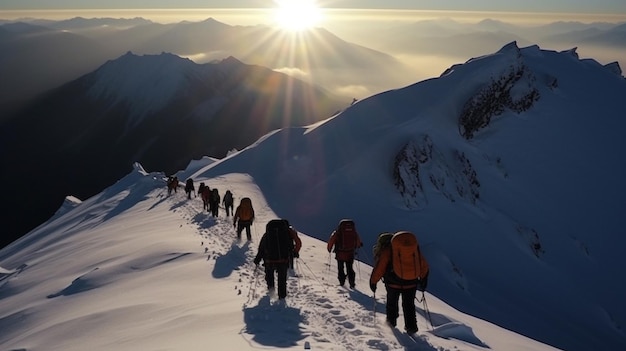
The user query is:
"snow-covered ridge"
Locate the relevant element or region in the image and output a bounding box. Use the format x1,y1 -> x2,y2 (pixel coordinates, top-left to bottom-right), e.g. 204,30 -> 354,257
87,52 -> 200,123
1,41 -> 625,351
459,42 -> 541,139
0,159 -> 562,351
192,41 -> 626,351
86,52 -> 246,128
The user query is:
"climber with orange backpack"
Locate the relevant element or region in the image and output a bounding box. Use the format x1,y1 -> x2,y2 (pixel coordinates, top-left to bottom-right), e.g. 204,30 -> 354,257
327,219 -> 363,289
233,197 -> 255,240
369,231 -> 429,334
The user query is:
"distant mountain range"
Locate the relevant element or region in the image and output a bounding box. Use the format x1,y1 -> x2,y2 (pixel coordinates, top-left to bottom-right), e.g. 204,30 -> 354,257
327,18 -> 626,60
1,15 -> 624,253
0,17 -> 408,113
0,52 -> 346,247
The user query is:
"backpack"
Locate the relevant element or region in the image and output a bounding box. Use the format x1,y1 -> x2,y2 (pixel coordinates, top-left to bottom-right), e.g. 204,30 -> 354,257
201,186 -> 211,199
238,197 -> 254,221
335,219 -> 358,252
263,219 -> 293,262
389,231 -> 429,281
210,188 -> 220,202
224,190 -> 233,205
373,232 -> 393,262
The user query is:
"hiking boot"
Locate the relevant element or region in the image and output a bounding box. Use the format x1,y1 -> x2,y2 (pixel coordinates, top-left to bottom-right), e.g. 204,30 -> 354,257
349,284 -> 355,289
386,319 -> 396,328
405,326 -> 418,334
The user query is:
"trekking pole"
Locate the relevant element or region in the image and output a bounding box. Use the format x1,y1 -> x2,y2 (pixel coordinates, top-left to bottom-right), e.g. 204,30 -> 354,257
327,253 -> 332,274
326,253 -> 333,284
417,291 -> 434,330
373,291 -> 377,325
294,257 -> 302,278
247,265 -> 259,305
355,250 -> 361,282
299,257 -> 328,293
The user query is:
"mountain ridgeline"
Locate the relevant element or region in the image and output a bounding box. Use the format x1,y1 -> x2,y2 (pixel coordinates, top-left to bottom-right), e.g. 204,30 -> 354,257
0,52 -> 346,247
195,42 -> 626,351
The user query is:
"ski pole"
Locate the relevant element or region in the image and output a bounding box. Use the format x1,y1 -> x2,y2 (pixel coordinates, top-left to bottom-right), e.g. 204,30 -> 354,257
294,257 -> 302,278
355,250 -> 361,282
327,253 -> 332,274
373,291 -> 377,325
247,264 -> 259,305
299,257 -> 328,293
417,291 -> 434,330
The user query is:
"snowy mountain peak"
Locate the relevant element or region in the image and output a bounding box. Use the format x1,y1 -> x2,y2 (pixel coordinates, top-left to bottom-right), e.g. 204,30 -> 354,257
560,46 -> 579,58
195,42 -> 626,351
605,61 -> 623,75
496,40 -> 521,55
216,55 -> 246,71
87,52 -> 201,125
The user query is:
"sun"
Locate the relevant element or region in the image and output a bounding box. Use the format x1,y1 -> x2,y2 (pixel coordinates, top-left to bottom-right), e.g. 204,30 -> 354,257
273,0 -> 322,31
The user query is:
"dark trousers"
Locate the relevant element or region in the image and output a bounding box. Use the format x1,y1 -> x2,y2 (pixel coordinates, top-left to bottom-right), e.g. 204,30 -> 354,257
265,262 -> 289,299
237,221 -> 252,240
225,203 -> 233,216
385,285 -> 417,331
209,201 -> 219,217
336,260 -> 356,286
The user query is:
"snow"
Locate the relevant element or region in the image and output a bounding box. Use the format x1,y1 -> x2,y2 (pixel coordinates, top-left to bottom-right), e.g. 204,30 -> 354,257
0,166 -> 558,351
1,42 -> 626,350
87,52 -> 220,128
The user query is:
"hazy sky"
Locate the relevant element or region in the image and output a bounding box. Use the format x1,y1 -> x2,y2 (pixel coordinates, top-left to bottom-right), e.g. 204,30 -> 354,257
2,0 -> 626,14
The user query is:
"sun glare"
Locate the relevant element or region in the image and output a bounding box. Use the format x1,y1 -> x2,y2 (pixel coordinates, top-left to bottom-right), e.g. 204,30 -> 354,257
273,0 -> 322,31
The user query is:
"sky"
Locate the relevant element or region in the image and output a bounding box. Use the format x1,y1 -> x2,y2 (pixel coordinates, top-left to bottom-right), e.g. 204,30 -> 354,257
1,0 -> 626,13
2,0 -> 626,24
1,40 -> 625,350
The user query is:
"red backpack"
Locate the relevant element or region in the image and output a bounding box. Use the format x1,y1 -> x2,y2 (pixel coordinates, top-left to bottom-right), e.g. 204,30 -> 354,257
336,219 -> 358,252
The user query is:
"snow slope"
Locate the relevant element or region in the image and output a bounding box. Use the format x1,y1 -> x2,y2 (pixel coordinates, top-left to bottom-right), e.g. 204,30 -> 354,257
1,41 -> 625,351
0,162 -> 558,350
191,42 -> 626,351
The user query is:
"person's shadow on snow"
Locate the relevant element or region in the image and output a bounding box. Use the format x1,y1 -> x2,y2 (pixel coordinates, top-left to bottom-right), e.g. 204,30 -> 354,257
348,288 -> 386,314
243,295 -> 305,347
212,241 -> 250,278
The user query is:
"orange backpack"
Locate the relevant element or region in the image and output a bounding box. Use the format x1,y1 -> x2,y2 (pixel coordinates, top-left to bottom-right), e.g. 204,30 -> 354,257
390,231 -> 428,281
238,197 -> 254,221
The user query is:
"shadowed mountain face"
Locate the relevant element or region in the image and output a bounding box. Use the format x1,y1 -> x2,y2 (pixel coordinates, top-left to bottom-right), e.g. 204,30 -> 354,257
0,52 -> 346,247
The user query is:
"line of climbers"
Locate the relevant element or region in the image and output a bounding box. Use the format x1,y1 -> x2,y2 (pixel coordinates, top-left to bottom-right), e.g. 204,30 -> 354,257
252,217 -> 430,333
169,177 -> 430,332
170,177 -> 237,218
172,177 -> 254,240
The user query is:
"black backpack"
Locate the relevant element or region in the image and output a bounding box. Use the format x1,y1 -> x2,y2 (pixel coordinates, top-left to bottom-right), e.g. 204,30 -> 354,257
185,179 -> 194,190
210,188 -> 220,202
224,190 -> 233,204
263,219 -> 293,262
